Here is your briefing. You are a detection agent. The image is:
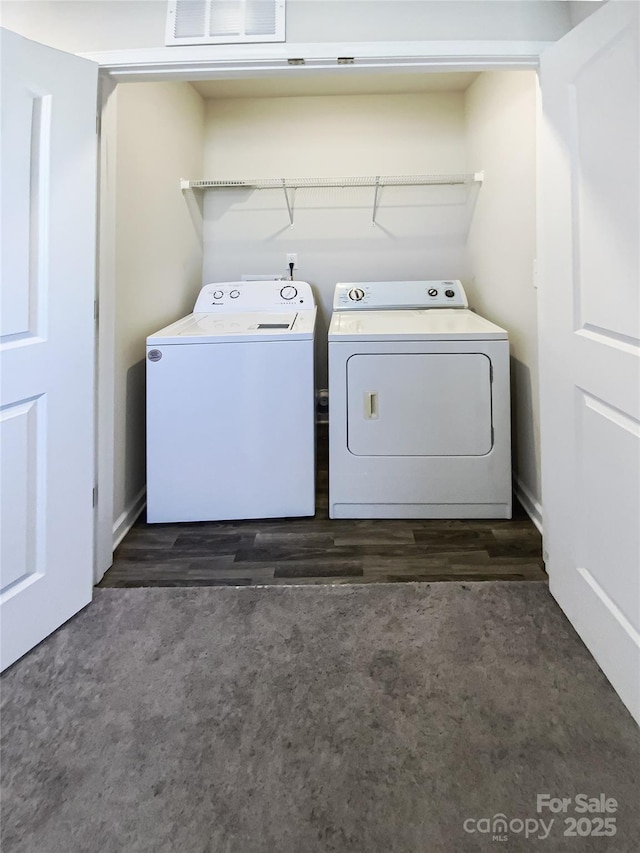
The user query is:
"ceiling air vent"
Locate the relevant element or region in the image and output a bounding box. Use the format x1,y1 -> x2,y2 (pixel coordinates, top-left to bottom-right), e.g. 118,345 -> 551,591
166,0 -> 285,46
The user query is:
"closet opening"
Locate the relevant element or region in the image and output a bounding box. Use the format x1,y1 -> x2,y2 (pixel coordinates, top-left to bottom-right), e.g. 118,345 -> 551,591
96,67 -> 542,587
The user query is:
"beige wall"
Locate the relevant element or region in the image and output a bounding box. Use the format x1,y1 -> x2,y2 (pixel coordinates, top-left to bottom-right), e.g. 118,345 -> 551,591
0,1 -> 576,54
0,1 -> 167,52
464,70 -> 540,519
113,81 -> 204,536
202,91 -> 470,386
285,1 -> 574,44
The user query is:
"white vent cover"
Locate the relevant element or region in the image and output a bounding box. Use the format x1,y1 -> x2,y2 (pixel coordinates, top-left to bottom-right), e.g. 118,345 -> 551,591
166,0 -> 285,45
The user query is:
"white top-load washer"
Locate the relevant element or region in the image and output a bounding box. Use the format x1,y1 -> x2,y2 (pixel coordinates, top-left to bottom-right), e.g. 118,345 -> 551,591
328,280 -> 511,519
146,280 -> 316,523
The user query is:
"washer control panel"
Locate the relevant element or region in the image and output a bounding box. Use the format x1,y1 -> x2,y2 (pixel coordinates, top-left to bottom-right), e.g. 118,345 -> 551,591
333,280 -> 468,310
194,281 -> 314,312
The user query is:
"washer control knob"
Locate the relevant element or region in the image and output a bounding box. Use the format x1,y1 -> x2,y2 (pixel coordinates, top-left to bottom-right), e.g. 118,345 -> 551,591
213,290 -> 224,300
280,285 -> 298,300
445,289 -> 456,298
349,288 -> 365,301
428,288 -> 439,297
230,289 -> 240,299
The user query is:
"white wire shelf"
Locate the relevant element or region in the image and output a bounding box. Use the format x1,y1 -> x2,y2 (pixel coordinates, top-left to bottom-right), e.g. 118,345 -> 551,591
181,173 -> 483,189
180,172 -> 483,226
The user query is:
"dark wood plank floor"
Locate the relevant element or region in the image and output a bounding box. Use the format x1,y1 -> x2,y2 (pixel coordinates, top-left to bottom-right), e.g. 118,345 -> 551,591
99,426 -> 546,587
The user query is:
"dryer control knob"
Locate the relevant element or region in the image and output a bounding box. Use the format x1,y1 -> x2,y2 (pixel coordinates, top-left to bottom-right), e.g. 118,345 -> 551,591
280,285 -> 298,300
213,290 -> 224,299
445,289 -> 456,298
230,290 -> 240,298
428,288 -> 439,297
349,288 -> 365,301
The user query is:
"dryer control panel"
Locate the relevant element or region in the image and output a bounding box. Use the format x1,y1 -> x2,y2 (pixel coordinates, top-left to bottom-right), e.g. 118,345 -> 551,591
194,280 -> 315,312
333,280 -> 468,310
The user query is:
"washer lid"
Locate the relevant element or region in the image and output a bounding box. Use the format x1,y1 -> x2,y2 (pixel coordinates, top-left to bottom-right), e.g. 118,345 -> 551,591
148,309 -> 316,344
328,308 -> 507,341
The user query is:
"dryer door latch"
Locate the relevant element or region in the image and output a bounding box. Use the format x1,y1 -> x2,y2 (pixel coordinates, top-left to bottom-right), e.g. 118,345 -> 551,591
364,391 -> 379,419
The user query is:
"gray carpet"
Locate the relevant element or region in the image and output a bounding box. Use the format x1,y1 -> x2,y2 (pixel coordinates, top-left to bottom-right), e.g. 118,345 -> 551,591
1,582 -> 639,853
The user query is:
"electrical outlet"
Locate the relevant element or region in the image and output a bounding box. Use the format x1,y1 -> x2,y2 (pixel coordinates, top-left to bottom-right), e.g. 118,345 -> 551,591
286,253 -> 298,269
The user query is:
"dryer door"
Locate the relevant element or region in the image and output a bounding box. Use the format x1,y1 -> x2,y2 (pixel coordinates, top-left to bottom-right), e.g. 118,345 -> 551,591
347,353 -> 492,456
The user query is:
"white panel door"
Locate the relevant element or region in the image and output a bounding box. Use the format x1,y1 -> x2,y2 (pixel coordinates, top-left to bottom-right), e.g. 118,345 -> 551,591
0,30 -> 98,670
538,2 -> 640,722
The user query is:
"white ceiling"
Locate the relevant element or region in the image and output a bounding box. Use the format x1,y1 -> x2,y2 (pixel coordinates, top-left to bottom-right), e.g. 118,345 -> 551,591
191,70 -> 480,100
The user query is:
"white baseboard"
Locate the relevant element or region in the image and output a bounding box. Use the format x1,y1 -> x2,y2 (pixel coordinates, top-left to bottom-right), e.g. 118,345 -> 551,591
112,487 -> 146,550
514,476 -> 543,535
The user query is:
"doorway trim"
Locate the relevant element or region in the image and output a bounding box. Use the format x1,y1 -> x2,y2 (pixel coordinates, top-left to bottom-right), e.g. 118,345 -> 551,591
86,40 -> 547,81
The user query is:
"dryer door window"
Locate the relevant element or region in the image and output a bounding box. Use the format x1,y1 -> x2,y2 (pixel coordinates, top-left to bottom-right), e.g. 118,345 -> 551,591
346,353 -> 493,456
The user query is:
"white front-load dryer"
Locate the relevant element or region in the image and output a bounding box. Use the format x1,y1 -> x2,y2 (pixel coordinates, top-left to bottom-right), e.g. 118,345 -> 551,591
146,281 -> 316,523
328,280 -> 511,519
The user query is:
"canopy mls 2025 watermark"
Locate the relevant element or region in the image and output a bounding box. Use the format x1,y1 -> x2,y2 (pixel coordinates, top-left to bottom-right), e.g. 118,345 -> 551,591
463,793 -> 619,842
